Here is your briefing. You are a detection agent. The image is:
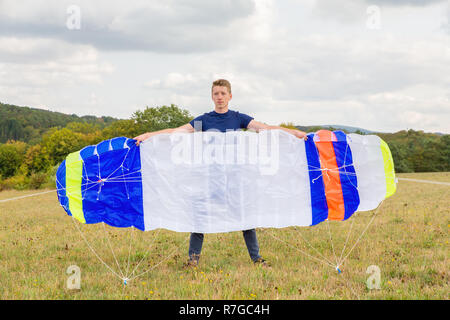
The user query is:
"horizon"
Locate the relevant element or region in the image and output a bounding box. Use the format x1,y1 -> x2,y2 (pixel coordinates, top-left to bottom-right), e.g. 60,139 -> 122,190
2,100 -> 447,135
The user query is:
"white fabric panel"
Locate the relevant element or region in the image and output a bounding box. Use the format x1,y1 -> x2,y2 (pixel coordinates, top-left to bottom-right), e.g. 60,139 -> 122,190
348,134 -> 386,211
140,130 -> 312,233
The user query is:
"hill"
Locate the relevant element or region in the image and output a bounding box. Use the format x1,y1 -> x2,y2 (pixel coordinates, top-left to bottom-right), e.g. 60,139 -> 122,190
0,102 -> 118,144
296,124 -> 374,134
0,103 -> 448,179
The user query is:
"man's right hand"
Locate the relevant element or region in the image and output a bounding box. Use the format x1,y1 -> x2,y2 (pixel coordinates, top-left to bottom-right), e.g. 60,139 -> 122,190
133,124 -> 194,146
134,132 -> 152,146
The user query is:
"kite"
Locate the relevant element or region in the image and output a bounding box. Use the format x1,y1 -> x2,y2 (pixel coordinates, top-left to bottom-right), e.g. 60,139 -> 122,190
56,130 -> 396,233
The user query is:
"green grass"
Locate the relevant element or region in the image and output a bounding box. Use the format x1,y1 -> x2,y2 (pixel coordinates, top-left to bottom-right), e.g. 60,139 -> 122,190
0,172 -> 448,299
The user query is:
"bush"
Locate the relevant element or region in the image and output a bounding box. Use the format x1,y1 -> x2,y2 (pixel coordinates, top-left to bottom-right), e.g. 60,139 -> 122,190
41,165 -> 59,189
28,172 -> 48,189
0,142 -> 27,178
0,175 -> 29,191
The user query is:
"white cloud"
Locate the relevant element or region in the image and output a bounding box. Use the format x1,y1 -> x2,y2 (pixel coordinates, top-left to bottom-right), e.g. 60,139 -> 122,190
0,0 -> 258,53
0,0 -> 449,133
0,37 -> 114,87
0,36 -> 114,115
145,73 -> 197,89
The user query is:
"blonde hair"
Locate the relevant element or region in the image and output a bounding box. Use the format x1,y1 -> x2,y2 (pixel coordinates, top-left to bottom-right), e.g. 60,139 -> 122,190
212,79 -> 231,94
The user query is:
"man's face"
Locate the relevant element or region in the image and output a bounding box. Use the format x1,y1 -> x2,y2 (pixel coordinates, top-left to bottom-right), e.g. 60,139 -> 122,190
212,86 -> 232,110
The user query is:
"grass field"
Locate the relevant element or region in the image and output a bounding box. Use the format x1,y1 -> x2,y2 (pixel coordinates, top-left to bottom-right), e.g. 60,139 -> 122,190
0,172 -> 448,300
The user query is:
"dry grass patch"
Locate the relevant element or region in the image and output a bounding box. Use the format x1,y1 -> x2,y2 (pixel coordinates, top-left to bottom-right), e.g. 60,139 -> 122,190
0,172 -> 448,299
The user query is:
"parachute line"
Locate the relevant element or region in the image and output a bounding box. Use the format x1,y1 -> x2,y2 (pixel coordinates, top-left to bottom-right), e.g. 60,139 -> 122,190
293,226 -> 335,267
263,229 -> 335,269
338,202 -> 384,268
326,219 -> 339,267
49,131 -> 404,281
70,216 -> 124,281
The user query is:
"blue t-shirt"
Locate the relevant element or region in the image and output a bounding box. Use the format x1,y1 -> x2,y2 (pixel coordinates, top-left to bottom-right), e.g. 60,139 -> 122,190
189,109 -> 254,132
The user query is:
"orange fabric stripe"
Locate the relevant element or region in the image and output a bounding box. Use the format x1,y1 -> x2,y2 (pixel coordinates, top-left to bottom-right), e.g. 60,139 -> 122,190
315,130 -> 345,220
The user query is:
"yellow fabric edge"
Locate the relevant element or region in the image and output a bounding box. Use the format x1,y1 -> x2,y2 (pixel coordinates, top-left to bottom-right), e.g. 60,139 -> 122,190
380,139 -> 396,198
65,151 -> 85,223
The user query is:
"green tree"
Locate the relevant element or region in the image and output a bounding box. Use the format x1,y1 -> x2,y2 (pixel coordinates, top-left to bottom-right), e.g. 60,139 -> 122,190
440,135 -> 450,171
0,141 -> 28,178
279,122 -> 298,130
101,119 -> 138,140
66,122 -> 100,135
132,104 -> 193,133
40,128 -> 90,166
23,144 -> 51,175
0,119 -> 24,143
102,105 -> 194,140
387,141 -> 412,173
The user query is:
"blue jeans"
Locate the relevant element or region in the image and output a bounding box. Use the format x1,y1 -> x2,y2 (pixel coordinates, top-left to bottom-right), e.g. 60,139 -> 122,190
189,229 -> 262,262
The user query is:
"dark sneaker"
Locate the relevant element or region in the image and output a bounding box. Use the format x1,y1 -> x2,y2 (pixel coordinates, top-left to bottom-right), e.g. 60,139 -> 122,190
253,257 -> 270,267
183,253 -> 200,268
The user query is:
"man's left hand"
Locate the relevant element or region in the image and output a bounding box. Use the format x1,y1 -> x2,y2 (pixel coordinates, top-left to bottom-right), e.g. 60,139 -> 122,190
292,129 -> 308,140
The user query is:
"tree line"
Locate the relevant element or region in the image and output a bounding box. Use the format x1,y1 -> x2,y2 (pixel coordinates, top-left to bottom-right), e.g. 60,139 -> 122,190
0,104 -> 448,190
0,102 -> 116,144
0,104 -> 192,189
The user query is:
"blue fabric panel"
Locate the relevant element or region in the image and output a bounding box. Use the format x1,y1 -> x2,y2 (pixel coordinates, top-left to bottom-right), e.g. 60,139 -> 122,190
304,133 -> 329,225
96,140 -> 111,154
80,145 -> 96,160
332,131 -> 360,220
333,131 -> 346,142
126,138 -> 137,148
56,160 -> 71,216
111,137 -> 127,150
78,139 -> 145,230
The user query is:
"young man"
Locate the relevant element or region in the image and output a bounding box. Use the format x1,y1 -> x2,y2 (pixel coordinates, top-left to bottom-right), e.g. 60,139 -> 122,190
134,79 -> 307,267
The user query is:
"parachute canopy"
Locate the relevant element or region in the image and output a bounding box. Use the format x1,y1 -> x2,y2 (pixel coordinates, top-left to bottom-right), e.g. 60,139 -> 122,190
56,130 -> 396,233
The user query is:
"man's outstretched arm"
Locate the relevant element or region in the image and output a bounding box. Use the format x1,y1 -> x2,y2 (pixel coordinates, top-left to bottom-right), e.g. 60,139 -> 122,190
247,120 -> 307,140
134,123 -> 194,145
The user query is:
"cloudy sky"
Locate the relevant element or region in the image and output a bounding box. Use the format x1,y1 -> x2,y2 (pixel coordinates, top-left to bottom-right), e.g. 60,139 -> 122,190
0,0 -> 449,133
